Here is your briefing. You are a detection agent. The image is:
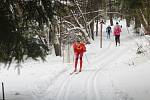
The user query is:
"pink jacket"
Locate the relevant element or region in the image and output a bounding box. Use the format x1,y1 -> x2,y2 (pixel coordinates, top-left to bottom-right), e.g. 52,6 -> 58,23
113,25 -> 121,35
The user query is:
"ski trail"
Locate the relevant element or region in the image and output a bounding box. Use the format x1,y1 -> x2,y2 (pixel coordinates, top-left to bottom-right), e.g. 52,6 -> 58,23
53,72 -> 91,100
56,74 -> 72,100
86,69 -> 98,100
52,69 -> 77,100
55,46 -> 127,100
67,32 -> 132,100
90,34 -> 135,100
93,47 -> 129,100
39,29 -> 135,100
64,73 -> 90,100
32,68 -> 70,100
85,40 -> 114,70
85,46 -> 127,100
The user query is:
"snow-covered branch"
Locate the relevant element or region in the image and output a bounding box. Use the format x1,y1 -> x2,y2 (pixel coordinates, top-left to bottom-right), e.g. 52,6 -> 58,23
66,27 -> 91,44
140,9 -> 148,26
70,10 -> 84,28
74,0 -> 87,26
63,9 -> 104,19
61,20 -> 76,28
87,13 -> 104,26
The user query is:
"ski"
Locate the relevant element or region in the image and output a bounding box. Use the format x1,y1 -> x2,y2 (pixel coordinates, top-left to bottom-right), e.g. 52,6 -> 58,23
70,72 -> 75,75
75,72 -> 79,74
75,71 -> 81,74
70,71 -> 81,75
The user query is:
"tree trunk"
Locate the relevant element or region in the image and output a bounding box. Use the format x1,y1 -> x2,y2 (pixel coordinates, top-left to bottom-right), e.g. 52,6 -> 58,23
139,9 -> 150,35
53,44 -> 61,56
126,17 -> 130,27
90,21 -> 94,40
110,15 -> 113,26
134,16 -> 141,34
96,19 -> 99,36
136,9 -> 150,35
144,26 -> 150,35
109,0 -> 113,26
51,23 -> 61,56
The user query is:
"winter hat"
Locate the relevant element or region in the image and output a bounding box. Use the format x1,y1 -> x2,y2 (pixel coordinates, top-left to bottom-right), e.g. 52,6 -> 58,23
76,35 -> 82,42
76,37 -> 81,42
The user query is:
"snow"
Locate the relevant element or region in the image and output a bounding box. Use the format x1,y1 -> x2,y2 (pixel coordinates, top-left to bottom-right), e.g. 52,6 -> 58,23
0,19 -> 150,100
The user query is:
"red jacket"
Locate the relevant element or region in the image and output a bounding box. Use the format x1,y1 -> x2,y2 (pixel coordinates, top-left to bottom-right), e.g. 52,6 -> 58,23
73,42 -> 86,53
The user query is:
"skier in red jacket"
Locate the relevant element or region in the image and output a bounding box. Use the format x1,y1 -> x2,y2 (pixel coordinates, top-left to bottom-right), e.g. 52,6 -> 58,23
113,22 -> 122,46
73,38 -> 86,72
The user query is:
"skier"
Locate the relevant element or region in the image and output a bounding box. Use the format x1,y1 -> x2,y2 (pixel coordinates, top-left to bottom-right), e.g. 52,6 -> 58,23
113,22 -> 122,46
72,37 -> 86,72
106,25 -> 112,39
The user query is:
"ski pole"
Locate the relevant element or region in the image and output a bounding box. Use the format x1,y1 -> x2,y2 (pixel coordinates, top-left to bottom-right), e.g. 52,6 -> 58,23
2,82 -> 5,100
85,54 -> 90,65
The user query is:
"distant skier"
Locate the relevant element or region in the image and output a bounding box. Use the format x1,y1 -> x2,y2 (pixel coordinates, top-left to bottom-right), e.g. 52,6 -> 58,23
113,22 -> 122,46
106,25 -> 112,39
73,37 -> 86,72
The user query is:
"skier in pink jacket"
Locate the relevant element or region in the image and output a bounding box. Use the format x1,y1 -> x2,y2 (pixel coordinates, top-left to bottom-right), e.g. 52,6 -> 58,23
113,22 -> 122,46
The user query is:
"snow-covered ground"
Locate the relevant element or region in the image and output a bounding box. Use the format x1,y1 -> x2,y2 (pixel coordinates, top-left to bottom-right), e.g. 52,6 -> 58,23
0,19 -> 150,100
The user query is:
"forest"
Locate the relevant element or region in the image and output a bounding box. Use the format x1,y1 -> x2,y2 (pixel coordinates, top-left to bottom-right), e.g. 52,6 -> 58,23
0,0 -> 150,65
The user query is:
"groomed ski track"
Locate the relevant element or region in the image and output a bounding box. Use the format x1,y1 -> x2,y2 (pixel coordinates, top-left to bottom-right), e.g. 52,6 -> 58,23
35,26 -> 136,100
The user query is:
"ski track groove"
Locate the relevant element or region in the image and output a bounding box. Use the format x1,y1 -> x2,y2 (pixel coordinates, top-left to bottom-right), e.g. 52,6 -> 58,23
85,45 -> 128,100
32,68 -> 70,100
42,69 -> 73,100
94,48 -> 127,100
90,40 -> 119,65
55,71 -> 91,100
63,75 -> 76,100
55,71 -> 75,100
87,39 -> 113,64
65,73 -> 90,100
86,41 -> 113,69
86,69 -> 97,100
85,39 -> 114,100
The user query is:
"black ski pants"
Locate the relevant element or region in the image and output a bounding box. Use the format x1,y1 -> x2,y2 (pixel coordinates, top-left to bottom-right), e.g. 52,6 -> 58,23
115,35 -> 120,46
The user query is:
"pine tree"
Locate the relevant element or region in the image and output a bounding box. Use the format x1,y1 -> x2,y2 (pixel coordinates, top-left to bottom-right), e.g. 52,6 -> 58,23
0,0 -> 51,65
